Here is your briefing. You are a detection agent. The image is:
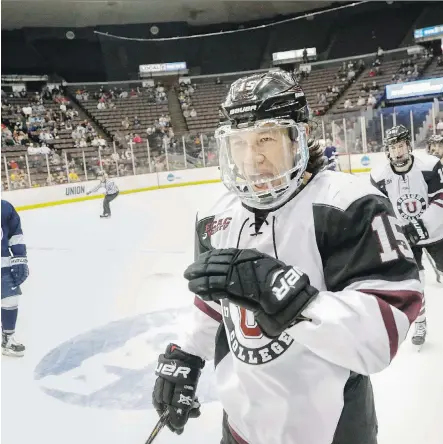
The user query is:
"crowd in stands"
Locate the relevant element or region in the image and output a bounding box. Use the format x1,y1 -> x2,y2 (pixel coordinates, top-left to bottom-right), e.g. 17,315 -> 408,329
2,45 -> 443,190
178,81 -> 198,119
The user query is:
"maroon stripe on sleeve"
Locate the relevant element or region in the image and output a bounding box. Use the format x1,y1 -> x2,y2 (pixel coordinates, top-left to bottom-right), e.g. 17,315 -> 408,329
228,423 -> 250,444
194,295 -> 223,323
429,192 -> 443,205
359,289 -> 422,360
376,298 -> 398,360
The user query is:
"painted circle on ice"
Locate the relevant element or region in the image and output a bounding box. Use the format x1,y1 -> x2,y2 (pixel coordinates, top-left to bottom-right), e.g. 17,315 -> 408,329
34,307 -> 217,410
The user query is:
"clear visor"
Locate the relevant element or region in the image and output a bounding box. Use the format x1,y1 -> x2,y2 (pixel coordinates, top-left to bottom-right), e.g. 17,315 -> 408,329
215,119 -> 309,208
387,140 -> 410,165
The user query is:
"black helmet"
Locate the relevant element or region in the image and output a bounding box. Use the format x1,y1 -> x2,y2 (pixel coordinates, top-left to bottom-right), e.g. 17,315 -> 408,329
220,69 -> 309,126
384,125 -> 411,146
215,69 -> 312,210
427,134 -> 443,158
384,125 -> 412,170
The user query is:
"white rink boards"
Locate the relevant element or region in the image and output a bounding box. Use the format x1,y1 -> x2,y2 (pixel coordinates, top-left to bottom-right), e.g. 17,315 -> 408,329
2,178 -> 443,444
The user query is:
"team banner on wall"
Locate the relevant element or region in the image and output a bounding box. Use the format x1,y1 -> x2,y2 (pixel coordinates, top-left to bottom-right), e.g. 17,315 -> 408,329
414,25 -> 443,42
272,48 -> 317,65
139,62 -> 187,74
385,77 -> 443,101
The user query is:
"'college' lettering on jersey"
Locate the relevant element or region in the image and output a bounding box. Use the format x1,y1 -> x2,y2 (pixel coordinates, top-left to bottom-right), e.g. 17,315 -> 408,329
222,300 -> 294,365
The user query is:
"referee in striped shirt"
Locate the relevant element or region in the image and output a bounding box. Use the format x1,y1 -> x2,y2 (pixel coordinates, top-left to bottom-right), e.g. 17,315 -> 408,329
86,172 -> 119,218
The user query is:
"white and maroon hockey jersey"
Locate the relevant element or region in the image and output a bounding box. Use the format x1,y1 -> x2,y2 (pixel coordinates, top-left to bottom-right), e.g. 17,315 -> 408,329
370,154 -> 443,246
181,171 -> 422,444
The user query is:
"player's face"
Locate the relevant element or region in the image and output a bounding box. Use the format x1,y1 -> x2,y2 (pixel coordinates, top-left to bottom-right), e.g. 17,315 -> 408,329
228,125 -> 298,191
388,140 -> 409,164
429,142 -> 443,158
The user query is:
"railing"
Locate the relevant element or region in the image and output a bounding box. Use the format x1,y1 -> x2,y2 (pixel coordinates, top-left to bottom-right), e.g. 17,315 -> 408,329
2,100 -> 442,191
0,131 -> 218,191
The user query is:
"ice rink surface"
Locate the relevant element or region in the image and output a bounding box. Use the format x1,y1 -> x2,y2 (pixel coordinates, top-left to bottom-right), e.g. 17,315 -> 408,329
2,179 -> 443,444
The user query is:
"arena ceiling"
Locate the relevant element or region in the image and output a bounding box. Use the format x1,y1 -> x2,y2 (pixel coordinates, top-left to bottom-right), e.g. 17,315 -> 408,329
1,0 -> 335,29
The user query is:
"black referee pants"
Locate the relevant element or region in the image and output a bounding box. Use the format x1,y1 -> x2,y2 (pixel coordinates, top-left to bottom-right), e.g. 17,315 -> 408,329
103,192 -> 119,215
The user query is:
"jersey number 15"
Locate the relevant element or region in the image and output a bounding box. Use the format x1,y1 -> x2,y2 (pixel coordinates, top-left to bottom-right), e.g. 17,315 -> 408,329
372,214 -> 414,263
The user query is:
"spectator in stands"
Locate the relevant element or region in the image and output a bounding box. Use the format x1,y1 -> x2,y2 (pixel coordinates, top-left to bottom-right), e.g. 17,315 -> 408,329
190,108 -> 197,118
22,104 -> 32,117
357,96 -> 366,107
370,81 -> 379,92
69,170 -> 79,182
302,48 -> 308,63
97,101 -> 106,110
436,119 -> 443,132
119,90 -> 128,99
133,134 -> 142,144
347,68 -> 355,81
133,116 -> 141,129
344,98 -> 353,109
122,117 -> 130,130
183,108 -> 190,118
360,83 -> 369,93
319,94 -> 327,105
216,77 -> 222,85
367,94 -> 376,107
437,56 -> 443,67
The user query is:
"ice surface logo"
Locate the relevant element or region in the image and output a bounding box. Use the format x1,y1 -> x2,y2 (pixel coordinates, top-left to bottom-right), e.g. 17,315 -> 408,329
34,307 -> 217,410
396,193 -> 426,220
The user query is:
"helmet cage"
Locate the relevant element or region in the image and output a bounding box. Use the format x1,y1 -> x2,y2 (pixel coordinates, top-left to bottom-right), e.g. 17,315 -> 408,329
215,119 -> 309,210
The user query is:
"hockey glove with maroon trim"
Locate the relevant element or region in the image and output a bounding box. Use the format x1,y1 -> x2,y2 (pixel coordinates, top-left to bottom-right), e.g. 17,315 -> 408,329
184,248 -> 318,338
403,218 -> 429,246
152,344 -> 205,435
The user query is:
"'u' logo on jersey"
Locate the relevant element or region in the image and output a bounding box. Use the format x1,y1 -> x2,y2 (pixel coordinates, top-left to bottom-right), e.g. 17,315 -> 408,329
396,193 -> 426,220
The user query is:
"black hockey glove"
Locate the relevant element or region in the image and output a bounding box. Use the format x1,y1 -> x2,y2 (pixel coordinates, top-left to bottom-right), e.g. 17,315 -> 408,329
152,344 -> 205,435
184,248 -> 319,338
403,218 -> 429,246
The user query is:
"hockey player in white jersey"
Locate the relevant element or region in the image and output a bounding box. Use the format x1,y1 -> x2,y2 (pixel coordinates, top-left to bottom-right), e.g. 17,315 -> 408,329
370,125 -> 443,347
152,70 -> 422,444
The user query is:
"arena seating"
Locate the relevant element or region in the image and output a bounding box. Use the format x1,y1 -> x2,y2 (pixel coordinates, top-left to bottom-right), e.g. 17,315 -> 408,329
180,65 -> 347,133
332,56 -> 430,114
2,93 -> 86,151
72,85 -> 170,143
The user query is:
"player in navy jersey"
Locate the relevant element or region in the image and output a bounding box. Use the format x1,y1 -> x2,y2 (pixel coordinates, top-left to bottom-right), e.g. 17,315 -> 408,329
151,70 -> 422,444
1,200 -> 28,357
86,171 -> 119,218
370,125 -> 443,347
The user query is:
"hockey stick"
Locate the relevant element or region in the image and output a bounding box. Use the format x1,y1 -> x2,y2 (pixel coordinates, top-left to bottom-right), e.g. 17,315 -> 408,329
144,411 -> 169,444
144,400 -> 200,443
424,249 -> 442,283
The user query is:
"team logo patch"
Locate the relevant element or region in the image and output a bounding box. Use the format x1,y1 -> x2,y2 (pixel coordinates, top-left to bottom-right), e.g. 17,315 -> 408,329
33,308 -> 217,410
221,300 -> 293,365
396,194 -> 426,220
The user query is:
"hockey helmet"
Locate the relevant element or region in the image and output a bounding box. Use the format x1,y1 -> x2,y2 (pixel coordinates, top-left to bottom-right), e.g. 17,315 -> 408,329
384,125 -> 412,170
215,69 -> 310,210
427,134 -> 443,159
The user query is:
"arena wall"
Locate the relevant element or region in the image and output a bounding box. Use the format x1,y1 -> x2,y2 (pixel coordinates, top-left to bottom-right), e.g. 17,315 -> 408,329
4,151 -> 417,211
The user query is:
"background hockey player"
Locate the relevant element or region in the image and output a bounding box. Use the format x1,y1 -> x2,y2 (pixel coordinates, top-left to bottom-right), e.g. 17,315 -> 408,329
86,171 -> 119,218
1,199 -> 28,357
427,134 -> 443,161
323,138 -> 339,170
151,70 -> 422,444
370,125 -> 443,347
